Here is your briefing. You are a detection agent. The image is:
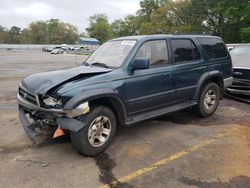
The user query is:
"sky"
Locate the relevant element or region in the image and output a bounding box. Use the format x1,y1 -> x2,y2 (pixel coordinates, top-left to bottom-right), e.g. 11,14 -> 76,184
0,0 -> 141,32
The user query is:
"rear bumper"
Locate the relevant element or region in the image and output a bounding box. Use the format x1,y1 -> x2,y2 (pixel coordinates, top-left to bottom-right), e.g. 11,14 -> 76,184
224,77 -> 233,89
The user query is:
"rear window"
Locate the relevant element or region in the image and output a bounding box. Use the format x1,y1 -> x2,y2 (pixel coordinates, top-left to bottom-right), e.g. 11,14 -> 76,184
170,39 -> 201,63
197,38 -> 228,60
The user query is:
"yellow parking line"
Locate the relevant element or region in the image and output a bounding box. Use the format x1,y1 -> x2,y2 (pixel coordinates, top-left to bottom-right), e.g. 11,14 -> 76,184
98,132 -> 229,188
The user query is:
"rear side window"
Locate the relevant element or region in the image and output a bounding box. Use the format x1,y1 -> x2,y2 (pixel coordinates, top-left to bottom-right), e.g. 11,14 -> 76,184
197,38 -> 228,60
170,39 -> 201,63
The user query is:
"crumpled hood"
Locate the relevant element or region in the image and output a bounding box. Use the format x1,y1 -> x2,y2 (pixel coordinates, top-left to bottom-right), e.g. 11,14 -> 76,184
21,65 -> 112,95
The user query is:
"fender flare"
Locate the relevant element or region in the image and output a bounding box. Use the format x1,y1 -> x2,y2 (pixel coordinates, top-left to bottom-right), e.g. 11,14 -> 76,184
193,71 -> 223,100
63,88 -> 127,117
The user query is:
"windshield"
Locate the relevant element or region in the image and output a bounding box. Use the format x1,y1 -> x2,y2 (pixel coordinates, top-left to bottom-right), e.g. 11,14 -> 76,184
86,40 -> 137,68
230,45 -> 250,56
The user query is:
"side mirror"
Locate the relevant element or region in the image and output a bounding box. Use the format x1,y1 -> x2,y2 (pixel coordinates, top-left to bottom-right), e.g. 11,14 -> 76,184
130,58 -> 149,71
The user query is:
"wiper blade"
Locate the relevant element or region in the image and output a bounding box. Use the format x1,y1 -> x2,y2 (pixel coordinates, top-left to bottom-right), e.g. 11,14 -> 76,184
81,62 -> 89,66
91,62 -> 110,68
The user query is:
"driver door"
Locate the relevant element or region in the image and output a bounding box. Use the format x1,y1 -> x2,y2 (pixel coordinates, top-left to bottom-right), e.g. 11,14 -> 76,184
123,40 -> 174,115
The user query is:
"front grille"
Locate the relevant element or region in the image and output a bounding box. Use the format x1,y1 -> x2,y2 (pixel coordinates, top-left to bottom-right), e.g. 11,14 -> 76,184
229,79 -> 250,91
19,87 -> 38,106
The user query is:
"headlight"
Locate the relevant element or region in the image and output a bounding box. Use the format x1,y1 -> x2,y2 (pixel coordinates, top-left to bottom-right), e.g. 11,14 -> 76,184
64,101 -> 90,118
43,96 -> 62,106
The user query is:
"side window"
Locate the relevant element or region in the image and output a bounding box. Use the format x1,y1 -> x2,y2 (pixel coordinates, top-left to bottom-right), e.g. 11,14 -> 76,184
135,40 -> 169,67
170,39 -> 201,63
197,38 -> 228,60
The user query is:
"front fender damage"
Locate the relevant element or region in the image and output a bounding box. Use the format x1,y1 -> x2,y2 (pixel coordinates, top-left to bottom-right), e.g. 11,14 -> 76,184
56,118 -> 86,133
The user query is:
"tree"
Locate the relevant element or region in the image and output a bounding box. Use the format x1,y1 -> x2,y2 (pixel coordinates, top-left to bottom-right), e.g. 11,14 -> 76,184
24,19 -> 78,44
0,25 -> 7,43
191,0 -> 250,42
111,15 -> 138,37
7,26 -> 22,43
86,14 -> 113,43
28,21 -> 48,43
138,0 -> 170,22
137,0 -> 204,34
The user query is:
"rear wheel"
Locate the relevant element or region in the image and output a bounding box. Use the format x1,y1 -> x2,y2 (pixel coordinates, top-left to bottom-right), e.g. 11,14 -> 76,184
71,106 -> 116,156
197,82 -> 220,117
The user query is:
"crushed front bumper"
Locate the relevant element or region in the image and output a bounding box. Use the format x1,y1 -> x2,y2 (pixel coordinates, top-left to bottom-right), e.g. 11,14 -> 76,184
225,78 -> 250,104
19,107 -> 37,142
17,93 -> 86,142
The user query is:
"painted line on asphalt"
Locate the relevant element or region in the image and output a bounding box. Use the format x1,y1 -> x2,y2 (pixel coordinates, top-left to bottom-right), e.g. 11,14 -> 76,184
98,132 -> 229,188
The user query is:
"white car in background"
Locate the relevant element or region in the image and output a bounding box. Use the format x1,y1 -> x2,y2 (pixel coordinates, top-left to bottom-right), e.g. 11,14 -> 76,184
50,48 -> 64,54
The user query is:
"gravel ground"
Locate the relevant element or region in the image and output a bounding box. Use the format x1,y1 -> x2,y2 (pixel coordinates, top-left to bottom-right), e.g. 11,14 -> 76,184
0,50 -> 249,188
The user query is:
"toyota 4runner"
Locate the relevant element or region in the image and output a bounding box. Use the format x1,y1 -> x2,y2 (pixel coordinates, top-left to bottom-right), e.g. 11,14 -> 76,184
17,35 -> 233,156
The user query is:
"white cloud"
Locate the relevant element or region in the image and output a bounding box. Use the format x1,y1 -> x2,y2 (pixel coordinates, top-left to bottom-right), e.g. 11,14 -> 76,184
107,0 -> 140,15
14,2 -> 53,18
0,0 -> 141,31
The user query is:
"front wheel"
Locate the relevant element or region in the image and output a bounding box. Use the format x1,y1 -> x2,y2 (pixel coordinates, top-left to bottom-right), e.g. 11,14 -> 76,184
197,82 -> 220,117
71,106 -> 116,156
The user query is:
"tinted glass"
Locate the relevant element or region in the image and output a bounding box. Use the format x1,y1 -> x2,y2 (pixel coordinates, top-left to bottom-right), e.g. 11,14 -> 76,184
198,38 -> 228,60
135,40 -> 168,67
171,39 -> 201,63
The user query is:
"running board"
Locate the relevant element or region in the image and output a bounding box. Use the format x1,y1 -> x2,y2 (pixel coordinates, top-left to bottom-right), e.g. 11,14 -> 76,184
125,101 -> 198,126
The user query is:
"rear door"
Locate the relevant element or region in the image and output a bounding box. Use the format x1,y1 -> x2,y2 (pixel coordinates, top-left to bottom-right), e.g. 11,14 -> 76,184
170,38 -> 205,103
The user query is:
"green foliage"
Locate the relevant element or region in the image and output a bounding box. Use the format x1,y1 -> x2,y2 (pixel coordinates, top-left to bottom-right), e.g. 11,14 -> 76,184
240,27 -> 250,43
190,0 -> 250,42
0,0 -> 249,44
29,21 -> 48,44
111,15 -> 139,37
0,19 -> 78,44
86,14 -> 113,43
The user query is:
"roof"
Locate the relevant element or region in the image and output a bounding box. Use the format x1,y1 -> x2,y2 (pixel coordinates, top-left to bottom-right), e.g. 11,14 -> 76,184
79,37 -> 100,43
111,34 -> 221,41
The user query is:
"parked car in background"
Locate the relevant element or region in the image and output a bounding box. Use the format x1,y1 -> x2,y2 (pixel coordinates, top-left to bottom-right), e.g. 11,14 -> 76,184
50,48 -> 64,54
225,45 -> 250,103
42,47 -> 53,52
17,35 -> 232,156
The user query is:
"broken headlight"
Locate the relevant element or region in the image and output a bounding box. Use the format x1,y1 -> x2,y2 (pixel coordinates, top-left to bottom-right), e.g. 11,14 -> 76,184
43,96 -> 62,107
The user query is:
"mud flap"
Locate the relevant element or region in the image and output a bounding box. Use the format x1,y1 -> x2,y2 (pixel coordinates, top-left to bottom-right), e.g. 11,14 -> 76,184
19,107 -> 36,142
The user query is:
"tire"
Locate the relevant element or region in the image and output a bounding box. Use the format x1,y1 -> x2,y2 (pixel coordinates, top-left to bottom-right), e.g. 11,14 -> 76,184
197,82 -> 220,117
71,106 -> 116,156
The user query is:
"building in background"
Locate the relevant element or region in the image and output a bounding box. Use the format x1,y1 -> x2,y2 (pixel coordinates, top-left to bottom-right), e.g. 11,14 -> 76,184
78,37 -> 100,52
79,37 -> 100,46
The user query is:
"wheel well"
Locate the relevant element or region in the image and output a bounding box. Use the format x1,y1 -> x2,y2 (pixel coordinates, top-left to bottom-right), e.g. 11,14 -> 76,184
88,97 -> 125,126
203,76 -> 224,99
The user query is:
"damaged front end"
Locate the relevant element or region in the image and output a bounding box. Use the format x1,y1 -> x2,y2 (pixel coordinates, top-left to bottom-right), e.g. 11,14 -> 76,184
225,68 -> 250,104
17,85 -> 89,142
225,78 -> 250,104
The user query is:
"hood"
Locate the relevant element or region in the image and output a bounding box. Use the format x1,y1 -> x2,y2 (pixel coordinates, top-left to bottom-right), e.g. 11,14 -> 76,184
21,65 -> 112,95
231,54 -> 250,68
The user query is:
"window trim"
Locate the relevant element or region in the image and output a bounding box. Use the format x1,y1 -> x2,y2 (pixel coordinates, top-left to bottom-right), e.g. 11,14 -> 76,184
170,38 -> 202,65
130,39 -> 171,69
